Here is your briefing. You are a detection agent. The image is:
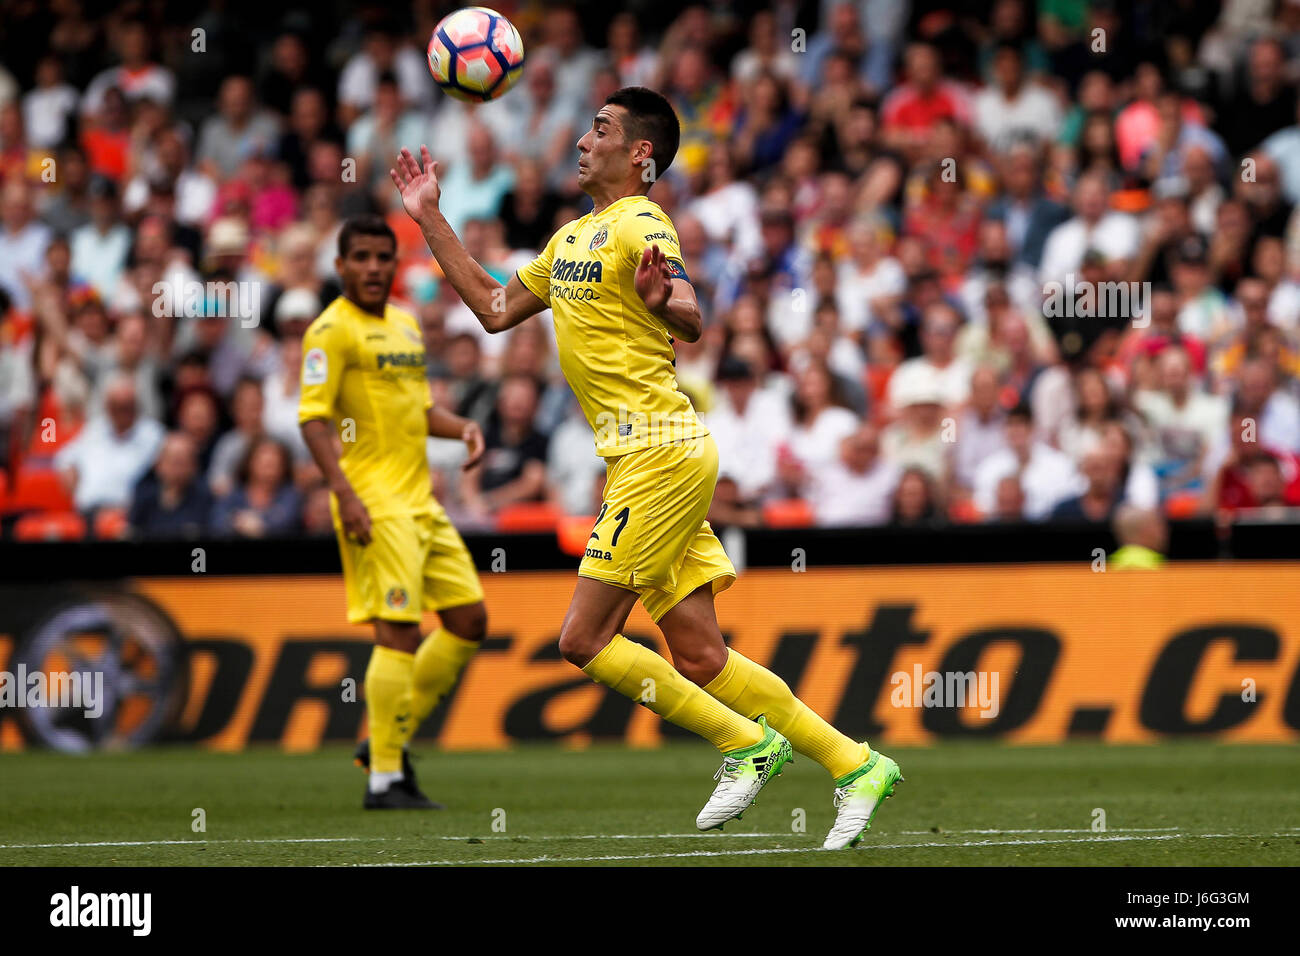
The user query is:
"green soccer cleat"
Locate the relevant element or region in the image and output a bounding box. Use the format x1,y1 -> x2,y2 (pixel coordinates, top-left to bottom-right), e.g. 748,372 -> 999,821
696,716 -> 793,831
822,751 -> 903,849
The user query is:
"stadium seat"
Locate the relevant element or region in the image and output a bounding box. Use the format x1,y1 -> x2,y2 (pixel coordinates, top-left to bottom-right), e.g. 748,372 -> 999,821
93,507 -> 129,541
762,498 -> 814,528
948,499 -> 983,524
1164,492 -> 1203,519
13,511 -> 86,541
3,468 -> 74,514
0,469 -> 7,506
495,502 -> 561,533
556,514 -> 598,557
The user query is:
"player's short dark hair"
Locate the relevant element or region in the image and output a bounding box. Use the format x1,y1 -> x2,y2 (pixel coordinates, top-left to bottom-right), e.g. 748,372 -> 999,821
338,216 -> 396,258
604,86 -> 680,175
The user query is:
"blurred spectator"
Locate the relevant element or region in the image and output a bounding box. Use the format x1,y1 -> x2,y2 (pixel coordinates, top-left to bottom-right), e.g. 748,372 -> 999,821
55,374 -> 164,515
891,465 -> 944,527
196,76 -> 282,179
973,42 -> 1062,151
0,181 -> 51,310
462,374 -> 548,519
707,355 -> 792,504
951,365 -> 1008,495
80,19 -> 175,115
210,436 -> 302,537
987,142 -> 1069,271
887,302 -> 972,415
437,123 -> 515,236
346,72 -> 428,197
1207,408 -> 1300,513
814,423 -> 900,527
1108,506 -> 1168,569
22,55 -> 78,150
337,22 -> 433,124
973,402 -> 1079,520
209,376 -> 266,499
1133,346 -> 1229,501
70,178 -> 130,300
778,362 -> 859,494
1216,36 -> 1296,160
128,431 -> 212,538
879,43 -> 972,161
1039,171 -> 1140,286
1049,445 -> 1124,522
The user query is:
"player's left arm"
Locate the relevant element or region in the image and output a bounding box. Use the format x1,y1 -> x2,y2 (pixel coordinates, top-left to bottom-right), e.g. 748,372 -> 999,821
427,403 -> 485,471
634,243 -> 702,343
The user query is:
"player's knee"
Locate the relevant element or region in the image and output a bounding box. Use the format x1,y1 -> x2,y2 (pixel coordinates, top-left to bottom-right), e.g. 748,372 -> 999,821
444,602 -> 487,643
673,645 -> 728,687
557,622 -> 605,668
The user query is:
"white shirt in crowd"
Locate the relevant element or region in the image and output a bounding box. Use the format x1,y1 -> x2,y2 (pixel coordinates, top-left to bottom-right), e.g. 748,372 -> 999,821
886,356 -> 973,414
973,83 -> 1063,151
951,409 -> 1007,489
835,256 -> 906,333
707,386 -> 793,500
973,442 -> 1080,519
1038,212 -> 1140,286
813,458 -> 901,527
23,83 -> 79,148
55,416 -> 165,511
785,406 -> 860,472
1132,389 -> 1229,475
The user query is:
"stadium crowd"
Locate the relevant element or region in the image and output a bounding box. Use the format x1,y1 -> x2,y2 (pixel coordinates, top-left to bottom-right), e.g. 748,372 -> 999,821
3,0 -> 1300,541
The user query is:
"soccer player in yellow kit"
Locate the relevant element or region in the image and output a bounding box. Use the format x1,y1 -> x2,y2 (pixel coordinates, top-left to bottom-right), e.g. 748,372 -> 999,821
390,88 -> 902,848
298,216 -> 489,810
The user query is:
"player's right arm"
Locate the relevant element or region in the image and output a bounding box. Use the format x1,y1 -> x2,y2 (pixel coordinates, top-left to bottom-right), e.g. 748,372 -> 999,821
390,145 -> 547,333
297,316 -> 372,544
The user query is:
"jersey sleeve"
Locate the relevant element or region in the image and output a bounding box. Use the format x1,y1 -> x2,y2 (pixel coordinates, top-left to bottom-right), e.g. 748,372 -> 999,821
297,314 -> 352,424
516,227 -> 564,305
617,207 -> 691,283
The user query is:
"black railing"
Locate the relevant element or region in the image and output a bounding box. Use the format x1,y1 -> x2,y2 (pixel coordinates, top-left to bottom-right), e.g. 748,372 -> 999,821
0,519 -> 1295,582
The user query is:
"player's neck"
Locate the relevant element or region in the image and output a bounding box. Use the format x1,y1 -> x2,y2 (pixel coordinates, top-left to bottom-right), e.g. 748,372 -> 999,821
344,293 -> 387,318
588,182 -> 649,216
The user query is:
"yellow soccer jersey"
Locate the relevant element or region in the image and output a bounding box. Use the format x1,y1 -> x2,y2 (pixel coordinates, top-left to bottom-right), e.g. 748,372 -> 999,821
297,296 -> 434,518
516,194 -> 707,457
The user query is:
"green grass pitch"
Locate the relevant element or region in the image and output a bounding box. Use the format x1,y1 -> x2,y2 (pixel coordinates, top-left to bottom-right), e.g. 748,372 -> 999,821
1,742 -> 1297,866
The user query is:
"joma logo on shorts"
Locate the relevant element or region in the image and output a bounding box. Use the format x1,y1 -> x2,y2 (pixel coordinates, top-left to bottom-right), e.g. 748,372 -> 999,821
584,547 -> 613,561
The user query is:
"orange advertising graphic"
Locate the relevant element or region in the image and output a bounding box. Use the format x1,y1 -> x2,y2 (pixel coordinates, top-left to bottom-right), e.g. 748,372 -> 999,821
1,564 -> 1298,751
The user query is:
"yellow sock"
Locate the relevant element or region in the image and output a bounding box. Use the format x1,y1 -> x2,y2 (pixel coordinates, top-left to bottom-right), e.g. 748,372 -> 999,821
704,648 -> 870,779
583,634 -> 764,753
364,645 -> 415,774
411,627 -> 479,725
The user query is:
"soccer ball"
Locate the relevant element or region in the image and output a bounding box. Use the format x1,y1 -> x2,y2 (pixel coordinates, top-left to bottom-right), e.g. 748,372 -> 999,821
427,7 -> 525,103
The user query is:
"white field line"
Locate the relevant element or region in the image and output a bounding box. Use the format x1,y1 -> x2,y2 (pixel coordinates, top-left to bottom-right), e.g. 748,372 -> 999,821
0,837 -> 373,850
0,826 -> 1281,853
358,832 -> 1288,866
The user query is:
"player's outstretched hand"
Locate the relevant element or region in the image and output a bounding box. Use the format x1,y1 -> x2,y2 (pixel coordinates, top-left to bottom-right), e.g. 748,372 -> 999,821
337,487 -> 372,545
635,243 -> 673,315
390,145 -> 441,224
460,420 -> 485,471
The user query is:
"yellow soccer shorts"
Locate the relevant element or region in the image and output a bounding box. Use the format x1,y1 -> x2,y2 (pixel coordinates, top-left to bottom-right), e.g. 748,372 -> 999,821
336,507 -> 484,624
579,433 -> 736,622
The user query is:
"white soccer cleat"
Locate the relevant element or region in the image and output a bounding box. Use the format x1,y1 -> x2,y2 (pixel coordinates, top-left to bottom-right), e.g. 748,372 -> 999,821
696,716 -> 793,831
822,752 -> 903,849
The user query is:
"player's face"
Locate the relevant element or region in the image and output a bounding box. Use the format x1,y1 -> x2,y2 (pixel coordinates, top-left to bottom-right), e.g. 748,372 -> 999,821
575,106 -> 641,194
336,235 -> 397,313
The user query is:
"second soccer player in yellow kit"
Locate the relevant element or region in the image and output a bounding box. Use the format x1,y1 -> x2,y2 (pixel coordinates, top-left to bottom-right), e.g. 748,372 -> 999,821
389,87 -> 903,848
299,217 -> 488,810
